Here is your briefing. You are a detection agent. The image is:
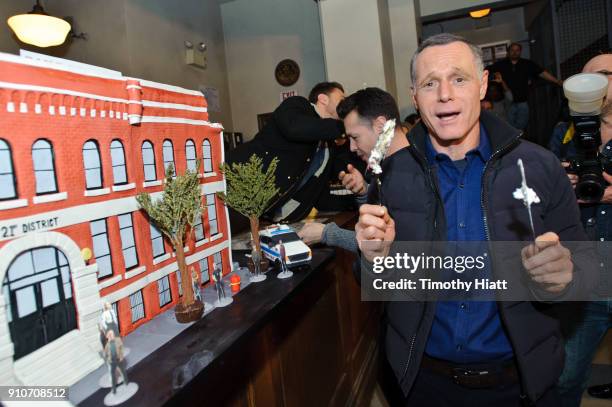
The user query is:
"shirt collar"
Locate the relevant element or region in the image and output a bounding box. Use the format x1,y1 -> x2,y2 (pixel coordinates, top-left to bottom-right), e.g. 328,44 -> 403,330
311,103 -> 322,118
425,123 -> 492,164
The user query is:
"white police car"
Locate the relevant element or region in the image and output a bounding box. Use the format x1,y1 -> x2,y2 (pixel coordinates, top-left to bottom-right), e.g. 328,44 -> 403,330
260,224 -> 312,268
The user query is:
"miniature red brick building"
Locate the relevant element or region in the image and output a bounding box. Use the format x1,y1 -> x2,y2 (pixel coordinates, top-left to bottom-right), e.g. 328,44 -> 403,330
0,52 -> 232,386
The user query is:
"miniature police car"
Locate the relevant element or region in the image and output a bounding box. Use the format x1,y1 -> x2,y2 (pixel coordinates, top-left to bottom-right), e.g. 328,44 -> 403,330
259,224 -> 312,268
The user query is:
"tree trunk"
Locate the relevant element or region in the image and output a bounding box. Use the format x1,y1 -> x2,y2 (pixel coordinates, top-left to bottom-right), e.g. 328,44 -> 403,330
249,216 -> 261,254
174,238 -> 194,307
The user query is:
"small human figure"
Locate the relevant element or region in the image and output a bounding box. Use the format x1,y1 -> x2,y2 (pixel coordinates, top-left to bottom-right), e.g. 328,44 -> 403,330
252,241 -> 261,275
278,240 -> 287,273
249,239 -> 266,283
212,266 -> 233,307
104,330 -> 129,394
191,268 -> 202,302
276,239 -> 293,279
99,302 -> 119,348
213,266 -> 225,301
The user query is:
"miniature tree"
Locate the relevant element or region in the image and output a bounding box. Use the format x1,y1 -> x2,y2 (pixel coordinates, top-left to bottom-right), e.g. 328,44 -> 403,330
136,164 -> 204,323
218,154 -> 279,256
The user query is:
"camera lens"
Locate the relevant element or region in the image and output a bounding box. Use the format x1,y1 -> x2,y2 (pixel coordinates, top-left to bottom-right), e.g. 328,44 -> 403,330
575,173 -> 605,202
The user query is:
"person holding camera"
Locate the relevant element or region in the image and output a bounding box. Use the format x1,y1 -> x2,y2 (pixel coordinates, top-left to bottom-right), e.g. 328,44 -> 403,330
548,53 -> 612,406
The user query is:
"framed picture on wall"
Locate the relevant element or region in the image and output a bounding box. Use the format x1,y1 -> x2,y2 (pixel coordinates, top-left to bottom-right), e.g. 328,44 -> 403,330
479,40 -> 510,66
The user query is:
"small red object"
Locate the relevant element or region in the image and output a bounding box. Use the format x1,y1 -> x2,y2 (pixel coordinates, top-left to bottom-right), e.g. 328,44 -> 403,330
230,274 -> 241,293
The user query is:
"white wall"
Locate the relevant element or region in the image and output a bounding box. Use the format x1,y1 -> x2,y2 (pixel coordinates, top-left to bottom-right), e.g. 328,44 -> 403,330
0,0 -> 233,127
419,0 -> 507,17
319,0 -> 389,95
221,0 -> 326,139
388,0 -> 420,118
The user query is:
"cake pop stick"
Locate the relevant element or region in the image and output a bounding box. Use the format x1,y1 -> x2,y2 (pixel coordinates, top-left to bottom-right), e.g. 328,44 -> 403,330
513,159 -> 541,241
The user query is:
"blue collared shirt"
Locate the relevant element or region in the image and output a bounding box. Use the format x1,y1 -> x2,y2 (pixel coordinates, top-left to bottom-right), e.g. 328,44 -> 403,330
424,125 -> 514,363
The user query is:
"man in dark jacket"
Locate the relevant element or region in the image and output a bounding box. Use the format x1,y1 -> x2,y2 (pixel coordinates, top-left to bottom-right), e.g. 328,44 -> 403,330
227,82 -> 358,222
356,33 -> 594,406
487,42 -> 562,130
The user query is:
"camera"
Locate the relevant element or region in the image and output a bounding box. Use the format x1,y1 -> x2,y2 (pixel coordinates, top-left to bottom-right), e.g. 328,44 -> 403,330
563,73 -> 611,202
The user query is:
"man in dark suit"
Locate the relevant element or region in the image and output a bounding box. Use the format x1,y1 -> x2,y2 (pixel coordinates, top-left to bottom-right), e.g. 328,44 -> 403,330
227,82 -> 359,222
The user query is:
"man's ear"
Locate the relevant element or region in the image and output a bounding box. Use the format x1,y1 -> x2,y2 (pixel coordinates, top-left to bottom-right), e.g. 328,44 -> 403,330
317,93 -> 330,107
411,86 -> 419,111
373,116 -> 387,134
480,70 -> 489,100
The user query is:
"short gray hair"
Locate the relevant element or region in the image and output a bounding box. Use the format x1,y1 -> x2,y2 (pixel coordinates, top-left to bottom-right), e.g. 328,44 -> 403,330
410,33 -> 484,86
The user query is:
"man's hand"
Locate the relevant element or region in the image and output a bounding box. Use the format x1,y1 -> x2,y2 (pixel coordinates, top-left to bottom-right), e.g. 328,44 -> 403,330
298,222 -> 325,245
339,164 -> 366,195
600,172 -> 612,204
521,232 -> 573,293
561,161 -> 578,188
355,204 -> 395,262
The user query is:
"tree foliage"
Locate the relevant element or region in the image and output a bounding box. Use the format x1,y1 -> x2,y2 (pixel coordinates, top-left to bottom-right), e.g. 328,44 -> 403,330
218,154 -> 279,219
136,164 -> 204,246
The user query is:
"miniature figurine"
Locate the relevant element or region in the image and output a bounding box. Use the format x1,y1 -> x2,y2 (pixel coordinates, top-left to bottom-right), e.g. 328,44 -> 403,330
191,268 -> 202,303
104,330 -> 129,394
276,240 -> 293,279
98,302 -> 119,350
103,330 -> 139,406
212,266 -> 233,307
250,238 -> 266,282
98,301 -> 131,389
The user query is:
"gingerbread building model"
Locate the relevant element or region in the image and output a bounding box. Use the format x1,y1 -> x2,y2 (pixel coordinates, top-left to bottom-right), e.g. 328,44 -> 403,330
0,52 -> 232,387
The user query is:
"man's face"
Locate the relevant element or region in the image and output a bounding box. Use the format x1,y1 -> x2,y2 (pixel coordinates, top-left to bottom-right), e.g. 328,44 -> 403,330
344,110 -> 379,161
411,42 -> 488,146
509,44 -> 522,61
582,54 -> 612,101
321,88 -> 345,119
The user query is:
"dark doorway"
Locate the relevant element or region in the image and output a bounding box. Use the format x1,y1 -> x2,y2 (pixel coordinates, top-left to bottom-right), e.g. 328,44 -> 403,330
3,247 -> 77,360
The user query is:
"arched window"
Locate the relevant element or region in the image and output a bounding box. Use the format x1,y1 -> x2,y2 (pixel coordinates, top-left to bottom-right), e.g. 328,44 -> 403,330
185,140 -> 197,172
141,141 -> 157,182
202,139 -> 212,173
110,140 -> 128,185
162,140 -> 175,175
32,139 -> 58,194
82,140 -> 103,190
0,139 -> 17,200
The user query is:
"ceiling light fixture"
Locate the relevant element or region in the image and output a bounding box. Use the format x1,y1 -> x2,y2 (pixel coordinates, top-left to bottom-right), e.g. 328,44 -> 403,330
7,0 -> 71,47
469,8 -> 491,19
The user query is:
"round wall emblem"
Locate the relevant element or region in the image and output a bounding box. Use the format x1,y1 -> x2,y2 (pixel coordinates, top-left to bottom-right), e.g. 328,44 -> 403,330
275,59 -> 300,86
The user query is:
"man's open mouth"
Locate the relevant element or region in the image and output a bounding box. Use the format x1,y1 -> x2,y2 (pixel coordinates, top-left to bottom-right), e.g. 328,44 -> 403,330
436,111 -> 460,121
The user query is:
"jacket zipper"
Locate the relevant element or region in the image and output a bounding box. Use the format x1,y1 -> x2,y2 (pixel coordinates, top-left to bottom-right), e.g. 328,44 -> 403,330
480,133 -> 521,240
402,333 -> 417,379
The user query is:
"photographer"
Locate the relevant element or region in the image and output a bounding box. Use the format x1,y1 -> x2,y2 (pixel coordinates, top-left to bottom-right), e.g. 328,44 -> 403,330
549,53 -> 612,406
